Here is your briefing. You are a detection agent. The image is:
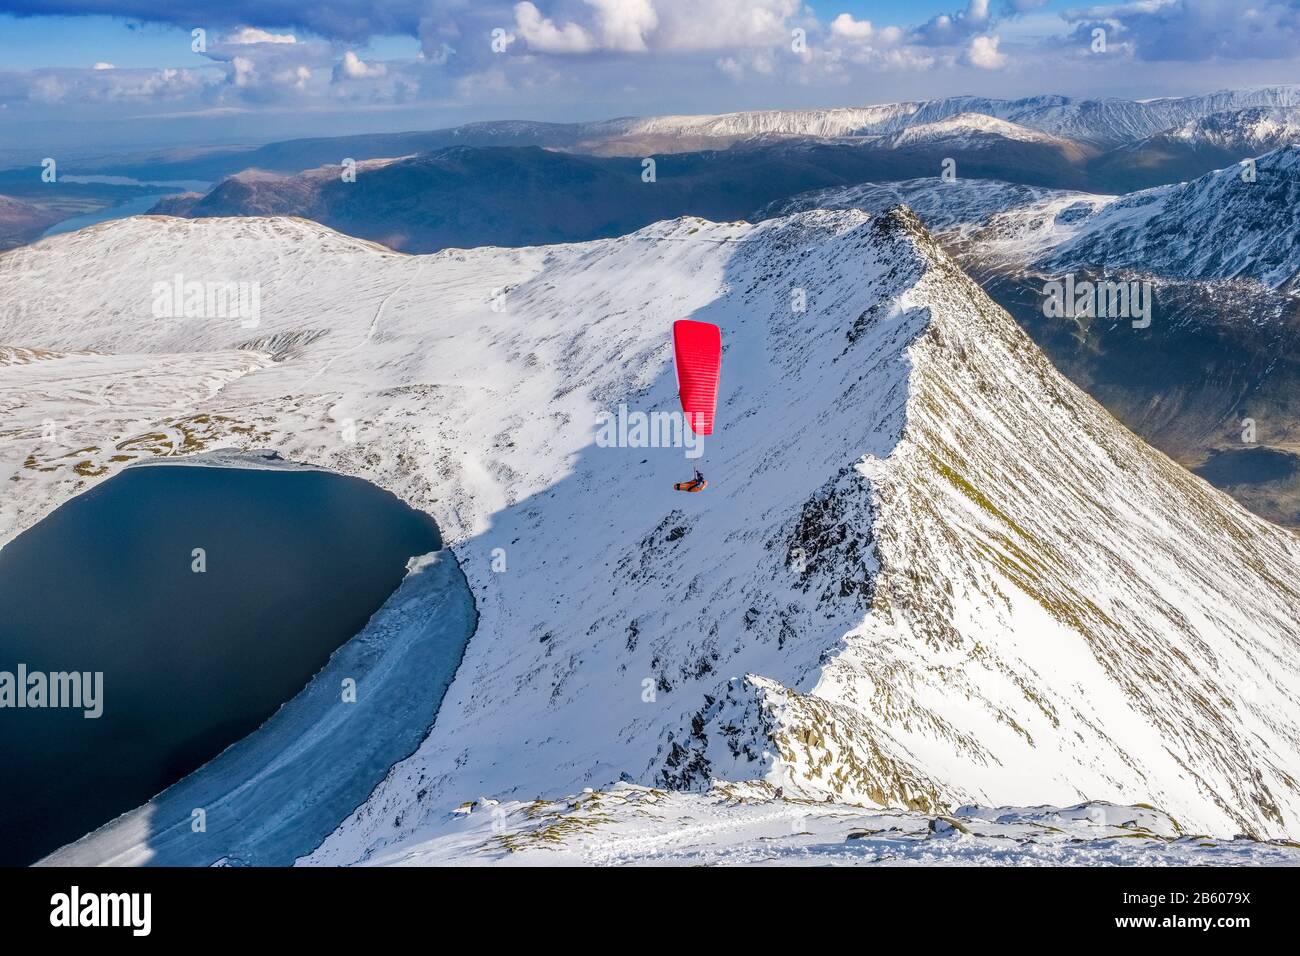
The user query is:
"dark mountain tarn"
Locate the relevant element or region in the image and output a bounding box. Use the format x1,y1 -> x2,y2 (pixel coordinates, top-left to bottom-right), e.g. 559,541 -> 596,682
1195,446 -> 1300,486
0,461 -> 466,866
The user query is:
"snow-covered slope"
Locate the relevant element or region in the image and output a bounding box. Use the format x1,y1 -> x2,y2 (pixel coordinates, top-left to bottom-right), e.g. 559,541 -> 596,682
1088,106 -> 1300,191
982,87 -> 1300,147
1043,146 -> 1300,289
884,113 -> 1083,153
772,173 -> 1300,536
761,177 -> 1114,269
375,784 -> 1300,866
610,105 -> 916,141
3,211 -> 1300,867
1164,107 -> 1300,151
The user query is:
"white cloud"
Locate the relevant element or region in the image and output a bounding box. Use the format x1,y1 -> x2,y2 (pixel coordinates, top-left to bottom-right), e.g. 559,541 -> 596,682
654,0 -> 799,51
21,65 -> 212,105
1063,0 -> 1300,62
91,62 -> 116,70
514,2 -> 597,53
588,0 -> 659,52
830,14 -> 874,41
876,47 -> 938,70
508,0 -> 802,55
453,67 -> 512,100
913,0 -> 994,45
715,55 -> 744,80
829,13 -> 905,46
273,66 -> 312,91
966,33 -> 1007,68
231,56 -> 257,87
224,27 -> 298,45
336,51 -> 388,79
831,41 -> 937,72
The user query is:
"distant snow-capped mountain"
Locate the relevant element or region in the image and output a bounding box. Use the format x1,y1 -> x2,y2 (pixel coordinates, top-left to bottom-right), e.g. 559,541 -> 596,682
1088,107 -> 1300,190
776,146 -> 1300,291
3,209 -> 1299,868
592,87 -> 1300,152
77,86 -> 1300,185
883,112 -> 1084,152
1045,145 -> 1300,289
591,104 -> 915,145
1166,107 -> 1300,150
980,87 -> 1300,147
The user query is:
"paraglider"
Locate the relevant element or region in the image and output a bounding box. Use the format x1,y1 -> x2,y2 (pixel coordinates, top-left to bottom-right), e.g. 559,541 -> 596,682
674,468 -> 707,493
671,319 -> 720,491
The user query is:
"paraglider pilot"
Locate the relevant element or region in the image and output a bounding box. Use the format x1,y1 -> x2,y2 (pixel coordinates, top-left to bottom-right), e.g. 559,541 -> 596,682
675,468 -> 707,493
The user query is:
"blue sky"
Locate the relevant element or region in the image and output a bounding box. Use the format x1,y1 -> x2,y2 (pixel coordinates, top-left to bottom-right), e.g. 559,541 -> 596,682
2,1 -> 1299,150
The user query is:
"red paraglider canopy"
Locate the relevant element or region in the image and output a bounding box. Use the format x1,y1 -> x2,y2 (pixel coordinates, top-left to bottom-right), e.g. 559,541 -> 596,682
673,319 -> 721,436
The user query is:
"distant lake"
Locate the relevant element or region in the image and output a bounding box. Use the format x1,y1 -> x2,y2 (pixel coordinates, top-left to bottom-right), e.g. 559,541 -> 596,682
40,194 -> 170,238
0,462 -> 448,866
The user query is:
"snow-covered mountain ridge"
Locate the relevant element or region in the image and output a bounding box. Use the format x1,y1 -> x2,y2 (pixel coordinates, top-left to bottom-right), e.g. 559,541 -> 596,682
1044,146 -> 1300,289
883,113 -> 1083,152
2,210 -> 1299,866
771,145 -> 1300,289
566,86 -> 1300,152
767,169 -> 1300,537
1165,107 -> 1300,149
762,177 -> 1110,267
